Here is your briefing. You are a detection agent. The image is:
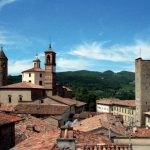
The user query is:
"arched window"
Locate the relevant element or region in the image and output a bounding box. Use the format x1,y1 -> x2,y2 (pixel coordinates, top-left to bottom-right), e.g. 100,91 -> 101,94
46,55 -> 50,64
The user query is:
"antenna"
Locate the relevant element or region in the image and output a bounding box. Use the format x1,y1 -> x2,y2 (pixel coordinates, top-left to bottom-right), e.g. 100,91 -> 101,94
139,48 -> 141,58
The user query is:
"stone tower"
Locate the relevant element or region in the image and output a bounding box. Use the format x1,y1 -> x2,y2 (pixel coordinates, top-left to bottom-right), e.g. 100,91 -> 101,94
135,58 -> 150,126
0,47 -> 8,86
44,44 -> 56,95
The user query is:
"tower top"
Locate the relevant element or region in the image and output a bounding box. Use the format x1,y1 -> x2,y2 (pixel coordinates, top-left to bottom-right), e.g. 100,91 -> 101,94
45,43 -> 56,54
0,46 -> 7,59
33,53 -> 40,62
49,43 -> 52,50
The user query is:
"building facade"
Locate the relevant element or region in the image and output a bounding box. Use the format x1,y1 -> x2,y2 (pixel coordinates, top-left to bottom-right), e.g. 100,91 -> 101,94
22,56 -> 45,86
96,99 -> 136,125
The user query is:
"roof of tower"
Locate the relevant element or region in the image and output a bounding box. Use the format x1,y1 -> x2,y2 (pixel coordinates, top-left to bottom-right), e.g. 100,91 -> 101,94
0,47 -> 8,59
44,44 -> 56,54
33,54 -> 41,62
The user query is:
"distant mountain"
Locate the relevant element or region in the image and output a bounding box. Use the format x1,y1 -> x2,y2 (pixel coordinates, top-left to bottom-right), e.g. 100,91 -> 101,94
56,70 -> 135,99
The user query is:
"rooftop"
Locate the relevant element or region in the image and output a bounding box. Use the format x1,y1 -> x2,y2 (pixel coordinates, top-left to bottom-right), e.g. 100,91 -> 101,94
22,68 -> 45,73
12,131 -> 60,150
0,113 -> 21,126
15,104 -> 69,115
15,115 -> 59,144
0,82 -> 44,89
72,113 -> 126,136
48,95 -> 86,107
131,127 -> 150,137
96,98 -> 136,107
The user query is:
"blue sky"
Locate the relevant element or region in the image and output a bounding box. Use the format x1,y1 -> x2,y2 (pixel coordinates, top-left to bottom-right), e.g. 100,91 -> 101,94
1,0 -> 150,74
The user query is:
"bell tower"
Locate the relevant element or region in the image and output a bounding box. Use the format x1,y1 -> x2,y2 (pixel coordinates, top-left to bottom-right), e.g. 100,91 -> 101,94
0,46 -> 8,86
44,44 -> 56,95
33,54 -> 41,69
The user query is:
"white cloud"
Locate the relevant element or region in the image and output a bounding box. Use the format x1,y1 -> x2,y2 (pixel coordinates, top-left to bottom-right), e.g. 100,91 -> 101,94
69,40 -> 150,62
8,59 -> 32,75
0,0 -> 18,9
57,58 -> 91,71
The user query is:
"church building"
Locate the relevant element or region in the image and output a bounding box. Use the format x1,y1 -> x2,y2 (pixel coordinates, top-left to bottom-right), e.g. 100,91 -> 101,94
0,45 -> 86,114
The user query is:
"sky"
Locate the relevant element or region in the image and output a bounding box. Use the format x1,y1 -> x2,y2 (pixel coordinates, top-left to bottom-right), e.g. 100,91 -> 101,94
1,0 -> 150,74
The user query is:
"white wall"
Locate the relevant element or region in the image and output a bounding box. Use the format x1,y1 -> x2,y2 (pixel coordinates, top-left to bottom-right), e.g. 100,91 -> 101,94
22,72 -> 45,85
96,104 -> 111,113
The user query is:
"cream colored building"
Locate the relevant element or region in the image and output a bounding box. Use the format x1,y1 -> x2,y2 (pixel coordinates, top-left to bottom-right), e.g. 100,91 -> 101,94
0,82 -> 44,104
96,98 -> 136,125
22,56 -> 45,86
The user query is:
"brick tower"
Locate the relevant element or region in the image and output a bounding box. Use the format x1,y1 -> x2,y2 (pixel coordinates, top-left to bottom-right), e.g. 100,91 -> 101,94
135,58 -> 150,126
0,46 -> 8,86
44,44 -> 56,95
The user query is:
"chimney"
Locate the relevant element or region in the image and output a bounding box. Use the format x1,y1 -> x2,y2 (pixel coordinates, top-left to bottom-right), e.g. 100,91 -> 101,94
57,127 -> 75,150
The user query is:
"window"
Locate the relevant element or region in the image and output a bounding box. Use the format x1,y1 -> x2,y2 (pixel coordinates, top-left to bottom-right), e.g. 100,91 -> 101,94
29,80 -> 31,82
39,81 -> 42,85
29,73 -> 31,77
8,95 -> 12,103
46,55 -> 50,64
19,95 -> 23,102
41,100 -> 44,103
40,74 -> 42,77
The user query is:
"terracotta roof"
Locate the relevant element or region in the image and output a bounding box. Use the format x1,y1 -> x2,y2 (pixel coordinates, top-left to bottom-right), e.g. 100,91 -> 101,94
15,115 -> 59,144
0,103 -> 16,112
14,104 -> 69,115
12,131 -> 60,150
96,98 -> 136,107
0,82 -> 44,89
22,68 -> 45,73
0,50 -> 7,59
72,113 -> 126,136
0,113 -> 21,126
73,111 -> 102,120
74,130 -> 111,146
131,128 -> 150,137
49,95 -> 86,107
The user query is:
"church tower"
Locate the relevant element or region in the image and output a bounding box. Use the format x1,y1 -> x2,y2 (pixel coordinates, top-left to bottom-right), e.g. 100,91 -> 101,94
0,46 -> 8,86
44,44 -> 56,95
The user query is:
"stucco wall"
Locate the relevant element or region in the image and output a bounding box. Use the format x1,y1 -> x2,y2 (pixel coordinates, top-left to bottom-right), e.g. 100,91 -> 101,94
22,72 -> 45,85
0,89 -> 31,104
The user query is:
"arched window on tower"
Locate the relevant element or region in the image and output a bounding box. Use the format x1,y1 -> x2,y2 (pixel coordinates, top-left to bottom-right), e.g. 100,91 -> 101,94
46,55 -> 50,64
